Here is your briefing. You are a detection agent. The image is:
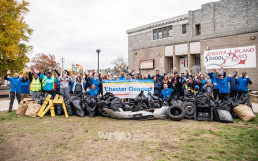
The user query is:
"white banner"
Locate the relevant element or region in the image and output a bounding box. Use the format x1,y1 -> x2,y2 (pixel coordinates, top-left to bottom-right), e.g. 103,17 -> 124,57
204,46 -> 256,69
102,79 -> 154,98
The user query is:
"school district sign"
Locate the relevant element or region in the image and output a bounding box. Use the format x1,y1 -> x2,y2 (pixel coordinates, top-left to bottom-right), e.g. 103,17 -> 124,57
102,79 -> 154,98
204,45 -> 256,69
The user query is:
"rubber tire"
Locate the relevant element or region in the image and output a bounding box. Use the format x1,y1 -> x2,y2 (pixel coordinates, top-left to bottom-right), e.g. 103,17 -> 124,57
166,105 -> 185,121
182,102 -> 196,119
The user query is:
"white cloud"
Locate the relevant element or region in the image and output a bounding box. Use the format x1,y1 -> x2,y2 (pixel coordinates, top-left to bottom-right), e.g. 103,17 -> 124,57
25,0 -> 219,70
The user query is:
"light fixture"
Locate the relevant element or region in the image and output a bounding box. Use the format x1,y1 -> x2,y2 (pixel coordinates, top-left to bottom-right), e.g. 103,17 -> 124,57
134,52 -> 137,55
157,53 -> 160,56
206,46 -> 210,50
250,36 -> 256,40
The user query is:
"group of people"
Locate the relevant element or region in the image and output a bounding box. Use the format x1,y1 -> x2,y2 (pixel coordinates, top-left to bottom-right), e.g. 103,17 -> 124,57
4,64 -> 252,112
151,65 -> 252,101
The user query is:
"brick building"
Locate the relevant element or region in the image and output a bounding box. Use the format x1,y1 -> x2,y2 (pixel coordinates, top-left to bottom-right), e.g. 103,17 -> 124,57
126,0 -> 258,90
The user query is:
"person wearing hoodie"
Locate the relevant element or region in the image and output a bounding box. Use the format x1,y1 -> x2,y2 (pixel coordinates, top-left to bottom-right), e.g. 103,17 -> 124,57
39,71 -> 58,97
4,70 -> 22,112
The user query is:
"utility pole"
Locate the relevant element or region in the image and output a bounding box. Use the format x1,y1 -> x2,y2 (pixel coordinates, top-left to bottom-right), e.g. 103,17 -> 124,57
61,57 -> 65,69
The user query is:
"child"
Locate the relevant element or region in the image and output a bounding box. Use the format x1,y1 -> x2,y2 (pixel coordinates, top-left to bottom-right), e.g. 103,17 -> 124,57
192,85 -> 200,96
203,79 -> 215,96
183,79 -> 192,96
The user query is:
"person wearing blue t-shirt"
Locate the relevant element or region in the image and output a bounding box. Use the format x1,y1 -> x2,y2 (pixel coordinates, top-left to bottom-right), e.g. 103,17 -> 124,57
235,72 -> 252,99
160,83 -> 174,100
86,84 -> 99,96
217,74 -> 231,100
4,70 -> 22,112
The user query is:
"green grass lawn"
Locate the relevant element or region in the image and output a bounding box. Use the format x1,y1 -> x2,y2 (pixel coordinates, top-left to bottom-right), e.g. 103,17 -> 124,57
0,111 -> 257,161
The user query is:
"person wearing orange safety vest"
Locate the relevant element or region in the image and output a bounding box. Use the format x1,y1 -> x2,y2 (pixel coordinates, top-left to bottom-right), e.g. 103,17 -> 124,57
39,71 -> 58,97
29,72 -> 42,101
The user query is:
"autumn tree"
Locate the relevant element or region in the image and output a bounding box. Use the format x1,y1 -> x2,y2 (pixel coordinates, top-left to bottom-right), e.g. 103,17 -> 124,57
30,53 -> 60,71
0,0 -> 33,75
30,53 -> 60,72
111,57 -> 127,74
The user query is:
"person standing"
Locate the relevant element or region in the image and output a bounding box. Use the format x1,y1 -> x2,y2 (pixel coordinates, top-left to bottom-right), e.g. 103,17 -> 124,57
59,69 -> 71,100
4,70 -> 22,112
229,69 -> 238,98
235,72 -> 252,98
204,65 -> 223,100
153,76 -> 162,97
29,71 -> 41,101
20,74 -> 31,100
217,74 -> 231,100
148,70 -> 166,83
72,74 -> 86,97
39,71 -> 58,97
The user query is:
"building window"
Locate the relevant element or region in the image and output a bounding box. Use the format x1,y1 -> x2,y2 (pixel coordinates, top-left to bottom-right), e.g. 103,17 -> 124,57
195,24 -> 201,35
158,28 -> 162,39
162,27 -> 168,38
153,29 -> 158,40
153,25 -> 172,40
182,24 -> 187,34
168,26 -> 173,37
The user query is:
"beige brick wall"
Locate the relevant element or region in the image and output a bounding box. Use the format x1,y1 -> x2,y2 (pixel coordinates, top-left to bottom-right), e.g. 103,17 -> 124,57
200,32 -> 258,90
132,46 -> 165,76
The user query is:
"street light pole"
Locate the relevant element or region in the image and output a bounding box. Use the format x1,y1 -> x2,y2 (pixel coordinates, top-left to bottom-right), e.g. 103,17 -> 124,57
61,57 -> 65,69
96,49 -> 101,75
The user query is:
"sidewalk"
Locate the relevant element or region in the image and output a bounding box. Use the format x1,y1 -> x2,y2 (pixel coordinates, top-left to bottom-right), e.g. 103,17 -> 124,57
0,99 -> 257,112
0,99 -> 18,111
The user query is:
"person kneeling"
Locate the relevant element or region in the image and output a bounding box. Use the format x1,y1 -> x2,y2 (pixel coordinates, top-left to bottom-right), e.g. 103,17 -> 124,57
86,84 -> 99,96
160,83 -> 174,100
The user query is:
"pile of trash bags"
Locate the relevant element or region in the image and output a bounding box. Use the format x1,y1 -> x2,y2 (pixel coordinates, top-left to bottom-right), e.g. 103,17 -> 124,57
39,91 -> 255,122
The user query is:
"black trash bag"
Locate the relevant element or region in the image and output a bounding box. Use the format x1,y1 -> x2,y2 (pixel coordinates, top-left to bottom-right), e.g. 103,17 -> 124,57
195,93 -> 210,108
55,104 -> 63,115
217,99 -> 231,111
163,96 -> 172,106
148,92 -> 163,108
110,97 -> 124,111
182,94 -> 195,103
170,96 -> 184,106
71,96 -> 85,117
84,96 -> 98,117
228,97 -> 239,108
97,106 -> 110,117
238,93 -> 252,108
123,102 -> 135,111
65,99 -> 73,116
134,91 -> 149,108
40,93 -> 49,105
